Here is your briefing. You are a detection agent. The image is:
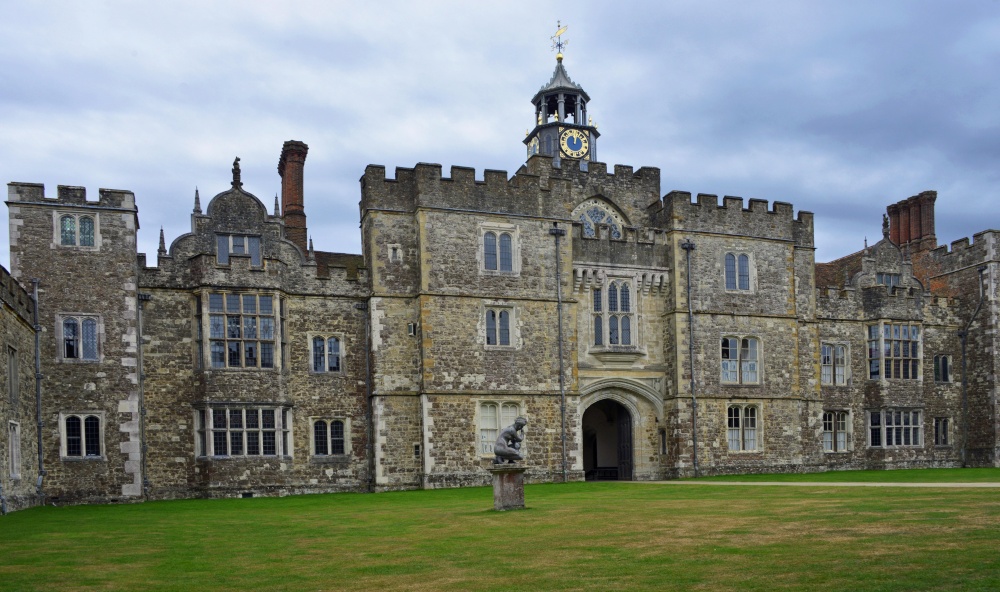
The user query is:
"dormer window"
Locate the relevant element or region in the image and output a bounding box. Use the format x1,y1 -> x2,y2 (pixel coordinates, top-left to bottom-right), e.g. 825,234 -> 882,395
876,273 -> 901,289
217,234 -> 262,266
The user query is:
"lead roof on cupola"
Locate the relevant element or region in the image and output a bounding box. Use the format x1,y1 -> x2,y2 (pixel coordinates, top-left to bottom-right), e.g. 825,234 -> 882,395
532,56 -> 590,104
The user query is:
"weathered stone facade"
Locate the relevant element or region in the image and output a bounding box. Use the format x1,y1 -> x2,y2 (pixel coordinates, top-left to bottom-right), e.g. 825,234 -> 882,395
2,55 -> 999,511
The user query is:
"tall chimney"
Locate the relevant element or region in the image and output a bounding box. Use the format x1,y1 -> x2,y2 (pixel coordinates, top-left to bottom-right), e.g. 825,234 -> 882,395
278,140 -> 309,253
887,203 -> 900,244
886,191 -> 937,251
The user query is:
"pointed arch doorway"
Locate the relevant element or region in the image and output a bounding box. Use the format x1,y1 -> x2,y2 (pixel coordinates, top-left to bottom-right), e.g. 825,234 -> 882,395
582,399 -> 633,481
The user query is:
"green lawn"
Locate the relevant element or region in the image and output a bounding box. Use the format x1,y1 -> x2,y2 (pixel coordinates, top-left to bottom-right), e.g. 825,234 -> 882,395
2,470 -> 1000,591
691,467 -> 1000,483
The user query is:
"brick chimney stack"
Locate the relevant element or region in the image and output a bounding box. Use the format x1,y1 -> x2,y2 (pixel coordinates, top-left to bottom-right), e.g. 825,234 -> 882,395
278,140 -> 309,253
886,191 -> 937,251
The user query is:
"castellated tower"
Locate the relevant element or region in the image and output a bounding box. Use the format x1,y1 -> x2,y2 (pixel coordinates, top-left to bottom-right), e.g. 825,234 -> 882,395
6,183 -> 142,502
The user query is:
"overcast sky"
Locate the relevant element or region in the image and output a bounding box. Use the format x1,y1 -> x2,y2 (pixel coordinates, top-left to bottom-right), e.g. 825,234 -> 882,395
2,1 -> 998,270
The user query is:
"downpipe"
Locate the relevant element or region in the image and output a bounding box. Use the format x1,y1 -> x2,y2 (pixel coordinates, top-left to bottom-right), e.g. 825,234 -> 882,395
958,266 -> 987,468
32,279 -> 45,499
549,223 -> 568,482
680,240 -> 699,478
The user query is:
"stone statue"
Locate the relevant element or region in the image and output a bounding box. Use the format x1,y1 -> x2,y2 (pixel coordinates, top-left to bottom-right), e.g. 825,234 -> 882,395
232,157 -> 242,188
494,416 -> 527,464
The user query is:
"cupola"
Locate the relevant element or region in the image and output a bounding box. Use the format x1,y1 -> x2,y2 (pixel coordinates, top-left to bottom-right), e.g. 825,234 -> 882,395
524,23 -> 600,166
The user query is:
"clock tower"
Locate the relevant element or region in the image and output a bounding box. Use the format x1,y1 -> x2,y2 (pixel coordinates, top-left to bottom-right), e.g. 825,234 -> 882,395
524,23 -> 600,166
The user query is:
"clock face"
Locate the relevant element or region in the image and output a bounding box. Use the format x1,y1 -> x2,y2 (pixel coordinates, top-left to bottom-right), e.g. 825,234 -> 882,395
560,128 -> 589,159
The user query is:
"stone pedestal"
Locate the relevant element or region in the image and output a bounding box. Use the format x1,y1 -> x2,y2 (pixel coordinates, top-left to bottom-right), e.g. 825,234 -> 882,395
488,465 -> 526,511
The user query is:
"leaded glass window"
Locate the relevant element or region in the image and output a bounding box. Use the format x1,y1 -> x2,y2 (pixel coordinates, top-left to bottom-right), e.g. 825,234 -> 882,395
207,293 -> 277,369
578,205 -> 622,239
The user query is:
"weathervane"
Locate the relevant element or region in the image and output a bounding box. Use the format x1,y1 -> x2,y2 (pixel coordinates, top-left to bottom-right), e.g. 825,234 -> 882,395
551,21 -> 568,59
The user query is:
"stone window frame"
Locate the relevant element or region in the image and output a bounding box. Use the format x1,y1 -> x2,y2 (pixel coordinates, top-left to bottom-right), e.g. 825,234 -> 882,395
59,411 -> 105,460
933,354 -> 952,383
482,302 -> 519,350
933,417 -> 950,446
822,410 -> 851,453
820,342 -> 849,386
310,417 -> 351,458
477,400 -> 522,458
726,404 -> 761,452
203,291 -> 279,371
867,408 -> 922,448
55,313 -> 102,363
591,276 -> 637,351
387,243 -> 403,264
8,420 -> 21,479
193,404 -> 293,459
309,333 -> 345,374
216,233 -> 262,267
723,252 -> 755,293
478,222 -> 521,276
720,334 -> 761,385
867,322 -> 921,381
52,211 -> 101,250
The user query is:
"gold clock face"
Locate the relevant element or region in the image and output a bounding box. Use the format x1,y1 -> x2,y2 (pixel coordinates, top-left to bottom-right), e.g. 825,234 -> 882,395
560,128 -> 589,159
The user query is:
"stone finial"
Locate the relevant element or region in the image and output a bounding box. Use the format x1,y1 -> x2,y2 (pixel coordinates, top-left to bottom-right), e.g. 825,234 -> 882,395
158,227 -> 167,256
232,157 -> 242,188
308,236 -> 315,261
273,194 -> 280,217
882,214 -> 890,239
193,187 -> 201,213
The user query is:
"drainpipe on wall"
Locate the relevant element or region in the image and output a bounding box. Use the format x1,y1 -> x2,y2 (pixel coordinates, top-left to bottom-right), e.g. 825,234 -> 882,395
680,240 -> 699,478
958,266 -> 987,468
356,299 -> 375,493
549,222 -> 568,482
31,279 -> 45,498
137,293 -> 151,499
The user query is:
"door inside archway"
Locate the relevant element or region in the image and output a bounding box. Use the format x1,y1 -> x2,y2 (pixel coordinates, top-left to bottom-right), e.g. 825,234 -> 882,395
582,399 -> 633,481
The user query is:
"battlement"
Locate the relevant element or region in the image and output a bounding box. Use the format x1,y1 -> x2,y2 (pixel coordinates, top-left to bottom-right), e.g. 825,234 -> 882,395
928,230 -> 998,258
7,182 -> 136,211
921,229 -> 999,276
816,285 -> 950,304
360,157 -> 661,219
0,264 -> 34,325
652,191 -> 814,245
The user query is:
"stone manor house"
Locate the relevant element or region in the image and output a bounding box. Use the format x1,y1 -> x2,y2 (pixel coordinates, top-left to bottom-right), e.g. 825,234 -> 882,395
2,54 -> 999,512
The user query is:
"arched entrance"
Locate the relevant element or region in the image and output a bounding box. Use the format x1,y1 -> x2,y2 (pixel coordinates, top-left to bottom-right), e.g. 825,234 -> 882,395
582,399 -> 633,481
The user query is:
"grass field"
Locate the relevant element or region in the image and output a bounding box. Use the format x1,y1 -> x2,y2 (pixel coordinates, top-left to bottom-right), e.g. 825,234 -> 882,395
2,469 -> 1000,591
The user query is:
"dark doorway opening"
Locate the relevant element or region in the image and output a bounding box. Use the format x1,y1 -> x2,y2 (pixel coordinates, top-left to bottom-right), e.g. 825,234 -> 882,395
582,399 -> 633,481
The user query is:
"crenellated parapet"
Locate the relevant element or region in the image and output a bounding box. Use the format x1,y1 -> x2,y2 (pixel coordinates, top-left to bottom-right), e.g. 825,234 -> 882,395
0,264 -> 34,325
651,190 -> 814,246
360,156 -> 661,223
926,230 -> 999,270
7,183 -> 136,211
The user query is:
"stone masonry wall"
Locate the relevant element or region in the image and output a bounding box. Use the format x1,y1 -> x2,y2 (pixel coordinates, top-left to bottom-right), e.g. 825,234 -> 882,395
8,183 -> 141,503
0,265 -> 39,512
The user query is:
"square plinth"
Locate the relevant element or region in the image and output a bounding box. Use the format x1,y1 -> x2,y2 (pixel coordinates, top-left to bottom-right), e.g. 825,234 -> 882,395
488,465 -> 526,511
